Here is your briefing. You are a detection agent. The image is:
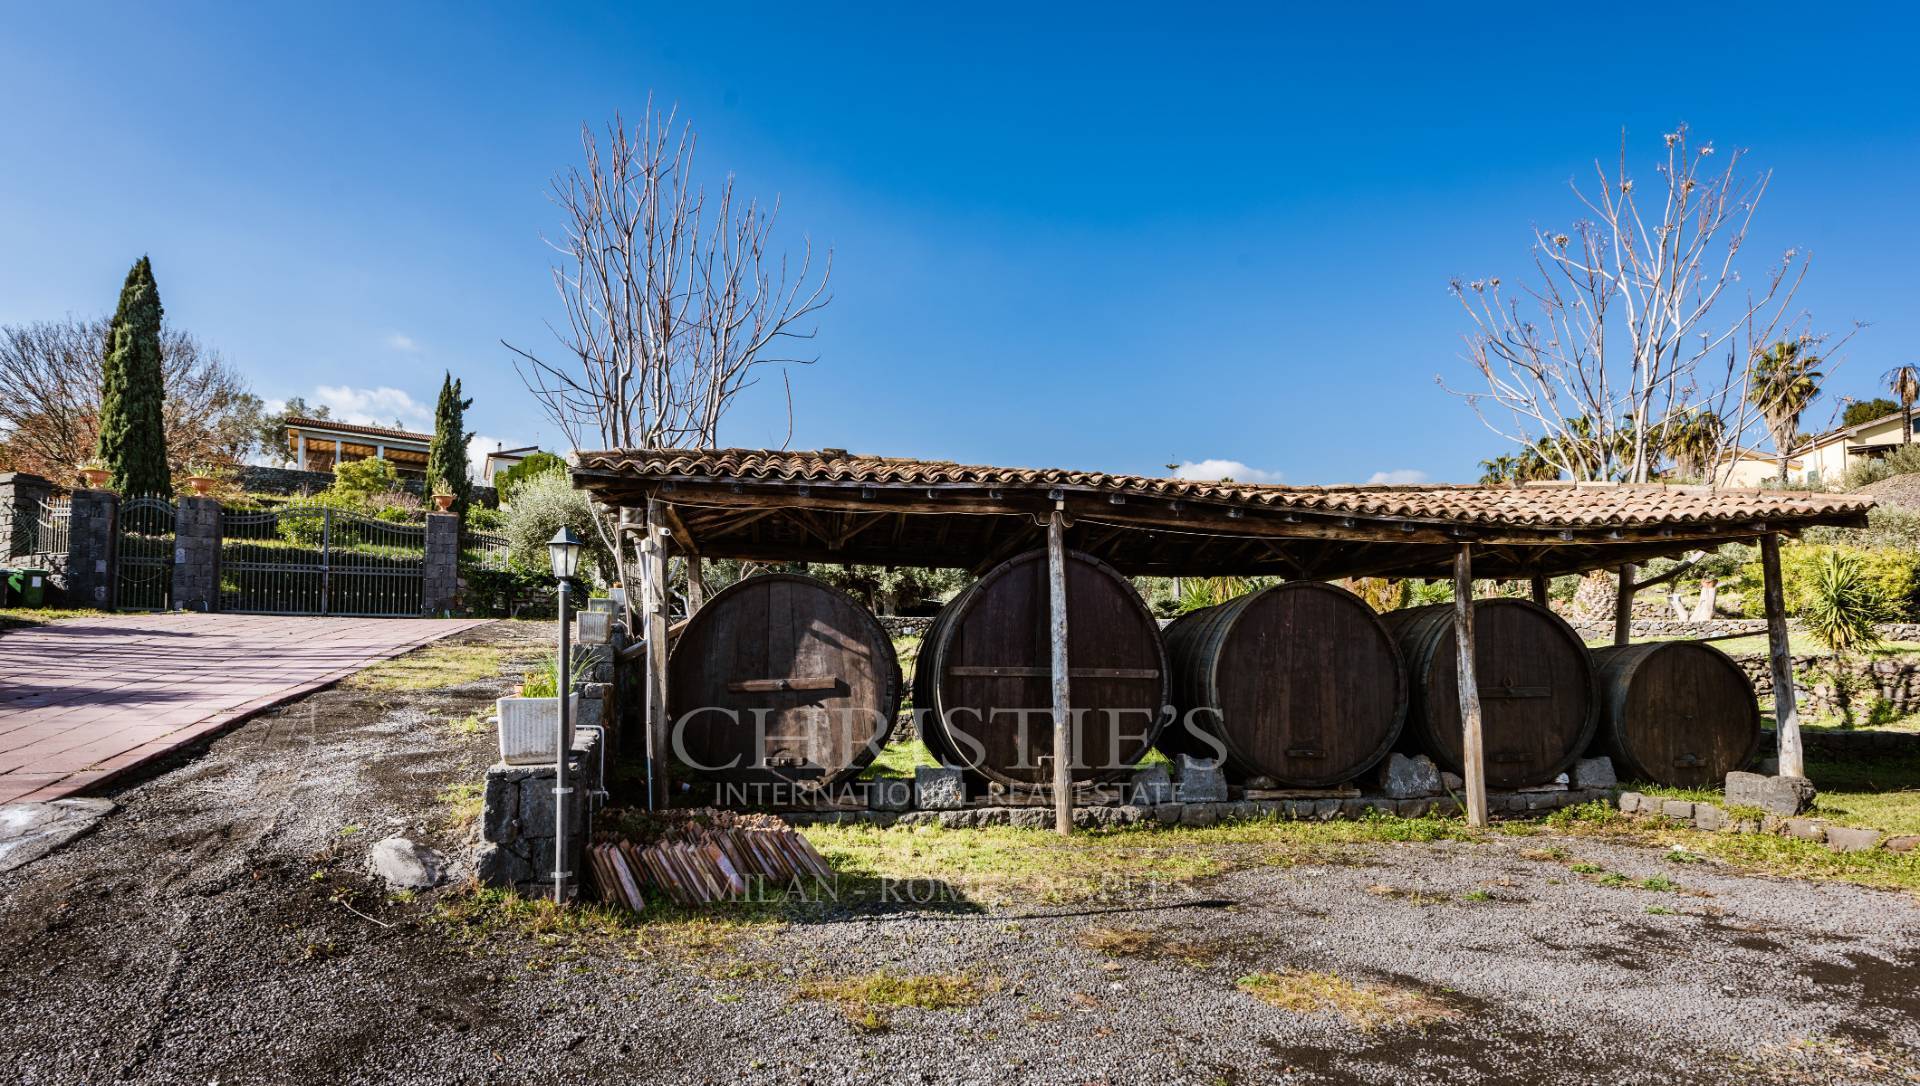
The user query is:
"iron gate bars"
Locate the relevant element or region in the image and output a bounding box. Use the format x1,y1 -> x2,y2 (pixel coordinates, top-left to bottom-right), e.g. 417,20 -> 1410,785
116,496 -> 175,611
219,502 -> 427,616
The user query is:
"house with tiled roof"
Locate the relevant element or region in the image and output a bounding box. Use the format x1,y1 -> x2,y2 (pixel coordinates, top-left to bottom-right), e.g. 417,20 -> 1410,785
1717,406 -> 1919,487
285,417 -> 433,480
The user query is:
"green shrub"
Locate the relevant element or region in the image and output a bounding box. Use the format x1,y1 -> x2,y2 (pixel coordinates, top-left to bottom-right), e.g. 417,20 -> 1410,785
1736,541 -> 1920,622
503,470 -> 609,583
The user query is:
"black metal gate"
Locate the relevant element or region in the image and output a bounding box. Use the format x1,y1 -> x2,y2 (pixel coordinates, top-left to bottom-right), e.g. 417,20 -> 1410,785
219,502 -> 426,616
117,496 -> 175,611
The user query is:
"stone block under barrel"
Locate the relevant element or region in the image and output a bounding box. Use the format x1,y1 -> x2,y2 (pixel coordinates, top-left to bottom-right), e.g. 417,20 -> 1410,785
1158,581 -> 1406,787
1382,599 -> 1598,789
668,572 -> 900,791
914,549 -> 1168,788
1590,640 -> 1761,788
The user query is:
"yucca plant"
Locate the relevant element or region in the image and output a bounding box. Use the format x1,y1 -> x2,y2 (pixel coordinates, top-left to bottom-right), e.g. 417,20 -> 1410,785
1801,548 -> 1887,727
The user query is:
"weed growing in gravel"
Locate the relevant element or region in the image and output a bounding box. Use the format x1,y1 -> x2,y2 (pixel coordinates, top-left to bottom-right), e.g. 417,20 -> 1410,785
433,886 -> 779,955
1236,971 -> 1456,1030
1568,862 -> 1604,874
448,708 -> 490,736
1462,889 -> 1493,902
1640,875 -> 1678,892
1542,800 -> 1920,893
1075,925 -> 1220,964
349,645 -> 507,692
795,971 -> 992,1030
1646,905 -> 1676,916
1596,872 -> 1631,887
437,781 -> 483,833
1521,846 -> 1569,862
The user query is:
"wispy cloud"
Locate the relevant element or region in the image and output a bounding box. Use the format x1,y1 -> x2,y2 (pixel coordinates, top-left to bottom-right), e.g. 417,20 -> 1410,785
312,385 -> 434,429
1172,458 -> 1284,484
1365,469 -> 1431,485
385,332 -> 421,353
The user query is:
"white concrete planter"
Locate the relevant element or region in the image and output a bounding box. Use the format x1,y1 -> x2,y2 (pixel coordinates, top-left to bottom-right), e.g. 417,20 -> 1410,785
496,694 -> 581,765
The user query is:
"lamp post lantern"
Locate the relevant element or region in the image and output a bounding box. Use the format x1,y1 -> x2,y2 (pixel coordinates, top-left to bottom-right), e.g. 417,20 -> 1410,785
548,527 -> 583,903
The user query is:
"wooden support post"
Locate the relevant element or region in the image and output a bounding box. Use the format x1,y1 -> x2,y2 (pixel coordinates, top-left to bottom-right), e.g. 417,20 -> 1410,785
1047,505 -> 1073,837
686,554 -> 705,614
1454,544 -> 1488,828
643,499 -> 672,809
1613,562 -> 1636,647
1529,572 -> 1548,608
1760,533 -> 1804,778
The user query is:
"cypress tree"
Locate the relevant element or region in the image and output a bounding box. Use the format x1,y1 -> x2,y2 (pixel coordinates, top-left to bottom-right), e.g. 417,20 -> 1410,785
428,372 -> 474,513
96,256 -> 171,495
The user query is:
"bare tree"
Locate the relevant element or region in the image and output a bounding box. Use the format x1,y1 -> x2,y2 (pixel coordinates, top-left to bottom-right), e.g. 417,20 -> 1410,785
507,101 -> 831,452
1444,125 -> 1848,485
0,317 -> 258,481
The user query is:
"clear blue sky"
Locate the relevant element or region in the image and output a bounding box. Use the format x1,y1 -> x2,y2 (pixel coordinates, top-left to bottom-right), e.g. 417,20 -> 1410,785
2,2 -> 1914,483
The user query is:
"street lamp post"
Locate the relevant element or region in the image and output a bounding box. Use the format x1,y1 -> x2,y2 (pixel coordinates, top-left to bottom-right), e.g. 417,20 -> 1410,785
547,526 -> 583,905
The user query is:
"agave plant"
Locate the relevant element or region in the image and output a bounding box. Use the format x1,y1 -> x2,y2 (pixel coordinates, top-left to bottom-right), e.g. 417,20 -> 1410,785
1801,548 -> 1887,727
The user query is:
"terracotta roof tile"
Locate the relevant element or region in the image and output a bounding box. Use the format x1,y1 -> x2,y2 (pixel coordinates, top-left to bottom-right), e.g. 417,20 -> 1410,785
574,448 -> 1873,530
286,417 -> 432,442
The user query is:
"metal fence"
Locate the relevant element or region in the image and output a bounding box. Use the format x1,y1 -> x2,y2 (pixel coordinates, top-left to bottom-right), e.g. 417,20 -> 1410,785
220,501 -> 427,616
4,497 -> 69,559
117,496 -> 176,611
460,528 -> 512,569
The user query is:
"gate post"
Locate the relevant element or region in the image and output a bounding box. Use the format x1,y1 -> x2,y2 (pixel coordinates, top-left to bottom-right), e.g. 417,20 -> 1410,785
422,512 -> 460,615
174,497 -> 222,612
66,487 -> 119,610
0,472 -> 53,556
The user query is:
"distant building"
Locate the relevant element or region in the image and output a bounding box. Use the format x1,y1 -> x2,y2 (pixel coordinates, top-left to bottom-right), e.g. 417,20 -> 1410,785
286,417 -> 433,480
1716,407 -> 1919,487
481,444 -> 543,485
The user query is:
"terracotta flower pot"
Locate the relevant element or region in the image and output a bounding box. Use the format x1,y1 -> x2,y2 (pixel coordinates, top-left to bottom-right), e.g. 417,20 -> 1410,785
79,468 -> 110,488
433,493 -> 455,512
187,476 -> 214,495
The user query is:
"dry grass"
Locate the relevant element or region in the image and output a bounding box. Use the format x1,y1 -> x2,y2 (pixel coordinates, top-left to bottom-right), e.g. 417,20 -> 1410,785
348,644 -> 507,692
795,970 -> 992,1030
1236,970 -> 1457,1030
1075,925 -> 1220,964
437,781 -> 483,834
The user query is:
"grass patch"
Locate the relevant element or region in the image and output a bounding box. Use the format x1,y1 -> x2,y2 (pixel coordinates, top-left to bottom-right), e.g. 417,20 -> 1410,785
1544,801 -> 1920,893
1237,970 -> 1456,1030
859,738 -> 937,780
448,708 -> 491,737
438,781 -> 483,833
795,971 -> 989,1030
803,813 -> 1483,905
432,885 -> 780,952
348,643 -> 507,692
1630,749 -> 1920,837
0,606 -> 101,632
1075,925 -> 1220,963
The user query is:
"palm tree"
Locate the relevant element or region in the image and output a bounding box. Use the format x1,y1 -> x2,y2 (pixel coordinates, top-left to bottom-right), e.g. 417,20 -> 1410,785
1748,339 -> 1824,484
1885,364 -> 1920,445
1662,409 -> 1726,481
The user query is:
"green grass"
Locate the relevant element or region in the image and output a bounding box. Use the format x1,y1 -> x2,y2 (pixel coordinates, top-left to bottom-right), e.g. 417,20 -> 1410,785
859,738 -> 938,780
1582,632 -> 1920,658
802,813 -> 1482,905
1627,748 -> 1920,837
1236,970 -> 1455,1030
438,781 -> 483,833
0,606 -> 103,632
1544,801 -> 1920,893
795,971 -> 990,1029
347,643 -> 507,691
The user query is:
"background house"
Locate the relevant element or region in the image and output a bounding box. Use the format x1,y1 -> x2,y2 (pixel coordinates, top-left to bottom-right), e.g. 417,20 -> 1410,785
1717,407 -> 1918,487
286,417 -> 433,480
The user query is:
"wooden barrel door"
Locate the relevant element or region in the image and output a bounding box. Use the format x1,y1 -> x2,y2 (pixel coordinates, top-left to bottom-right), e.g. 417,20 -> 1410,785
668,572 -> 900,790
1383,599 -> 1598,789
1160,581 -> 1407,787
916,549 -> 1168,788
1590,641 -> 1761,787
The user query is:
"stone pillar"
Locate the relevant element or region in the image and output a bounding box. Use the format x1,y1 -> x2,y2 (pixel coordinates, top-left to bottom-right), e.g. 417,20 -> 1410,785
173,496 -> 222,612
422,512 -> 460,615
476,727 -> 601,896
65,488 -> 118,609
0,472 -> 54,556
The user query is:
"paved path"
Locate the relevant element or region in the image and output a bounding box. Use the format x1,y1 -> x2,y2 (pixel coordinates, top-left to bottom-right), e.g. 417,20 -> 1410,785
0,613 -> 485,804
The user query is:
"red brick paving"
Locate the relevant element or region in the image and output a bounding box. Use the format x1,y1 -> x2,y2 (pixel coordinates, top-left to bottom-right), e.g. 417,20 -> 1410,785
0,613 -> 485,803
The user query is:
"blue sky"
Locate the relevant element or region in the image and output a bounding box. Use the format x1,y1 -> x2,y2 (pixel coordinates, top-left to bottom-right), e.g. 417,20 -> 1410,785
2,2 -> 1914,483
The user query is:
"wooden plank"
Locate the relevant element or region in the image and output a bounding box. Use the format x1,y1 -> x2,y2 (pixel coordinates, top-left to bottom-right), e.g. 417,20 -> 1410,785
1760,533 -> 1803,777
1530,573 -> 1549,607
644,499 -> 671,809
725,676 -> 842,693
1047,506 -> 1073,837
686,554 -> 705,614
1454,544 -> 1488,827
946,665 -> 1160,679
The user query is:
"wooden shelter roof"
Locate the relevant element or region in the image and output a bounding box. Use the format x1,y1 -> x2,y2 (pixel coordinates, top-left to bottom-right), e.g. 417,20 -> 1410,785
572,448 -> 1873,581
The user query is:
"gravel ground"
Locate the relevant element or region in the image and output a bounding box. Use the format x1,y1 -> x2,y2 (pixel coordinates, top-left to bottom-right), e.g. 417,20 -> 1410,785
2,619 -> 1917,1085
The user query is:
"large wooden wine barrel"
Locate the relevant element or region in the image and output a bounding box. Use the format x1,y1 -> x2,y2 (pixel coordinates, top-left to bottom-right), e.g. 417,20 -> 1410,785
1590,641 -> 1760,788
915,549 -> 1168,788
668,572 -> 900,790
1382,599 -> 1597,789
1158,582 -> 1406,787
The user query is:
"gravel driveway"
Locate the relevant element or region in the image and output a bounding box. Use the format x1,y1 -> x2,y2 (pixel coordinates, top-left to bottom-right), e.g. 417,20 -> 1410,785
0,619 -> 1915,1085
